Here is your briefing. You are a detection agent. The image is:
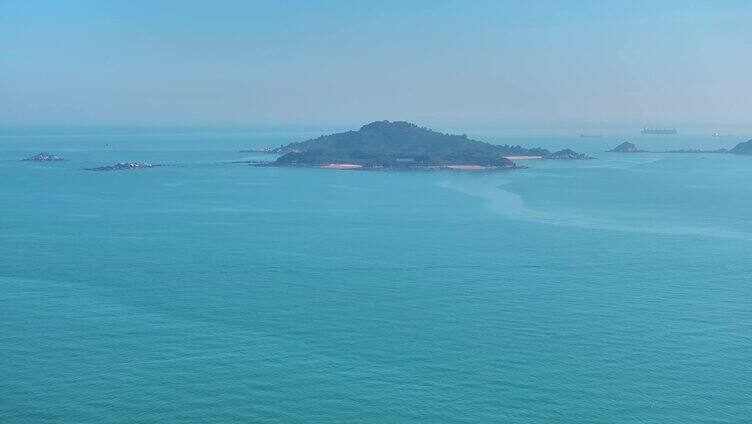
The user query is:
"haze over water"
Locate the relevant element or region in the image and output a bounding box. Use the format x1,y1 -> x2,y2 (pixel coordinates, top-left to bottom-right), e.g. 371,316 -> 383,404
2,129 -> 751,422
4,0 -> 752,421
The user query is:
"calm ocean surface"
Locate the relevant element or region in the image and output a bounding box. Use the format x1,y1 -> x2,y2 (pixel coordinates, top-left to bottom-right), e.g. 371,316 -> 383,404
2,129 -> 751,422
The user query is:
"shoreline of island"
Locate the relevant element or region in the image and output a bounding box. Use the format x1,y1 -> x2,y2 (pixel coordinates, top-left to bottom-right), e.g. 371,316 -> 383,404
242,121 -> 592,171
254,162 -> 528,171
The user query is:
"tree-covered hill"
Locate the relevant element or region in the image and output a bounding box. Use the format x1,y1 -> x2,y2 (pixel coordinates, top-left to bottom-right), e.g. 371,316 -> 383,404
270,121 -> 583,168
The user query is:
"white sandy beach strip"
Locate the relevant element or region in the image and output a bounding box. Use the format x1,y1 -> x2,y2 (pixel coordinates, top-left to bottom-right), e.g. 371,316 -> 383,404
446,165 -> 490,170
320,163 -> 363,169
503,156 -> 543,160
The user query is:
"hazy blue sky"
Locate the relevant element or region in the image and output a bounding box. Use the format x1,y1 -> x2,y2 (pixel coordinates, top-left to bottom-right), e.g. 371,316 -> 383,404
1,0 -> 750,128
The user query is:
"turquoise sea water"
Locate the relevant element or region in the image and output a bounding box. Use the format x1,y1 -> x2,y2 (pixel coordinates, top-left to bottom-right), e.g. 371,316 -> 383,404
2,129 -> 751,422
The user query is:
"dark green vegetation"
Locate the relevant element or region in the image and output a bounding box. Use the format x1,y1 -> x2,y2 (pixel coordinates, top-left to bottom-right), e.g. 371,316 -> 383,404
547,149 -> 594,160
269,121 -> 588,169
608,142 -> 644,153
729,140 -> 752,155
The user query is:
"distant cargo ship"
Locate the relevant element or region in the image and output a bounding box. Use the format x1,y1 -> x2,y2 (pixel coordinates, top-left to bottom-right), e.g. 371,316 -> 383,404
642,127 -> 677,135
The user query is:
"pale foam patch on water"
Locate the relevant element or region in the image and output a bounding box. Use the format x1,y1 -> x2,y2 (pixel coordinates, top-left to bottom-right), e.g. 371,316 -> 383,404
235,181 -> 273,186
439,179 -> 752,242
326,184 -> 380,192
580,157 -> 666,171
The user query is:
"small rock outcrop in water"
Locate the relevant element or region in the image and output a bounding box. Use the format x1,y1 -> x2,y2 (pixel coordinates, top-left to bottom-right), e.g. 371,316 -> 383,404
608,142 -> 644,153
23,152 -> 64,161
728,140 -> 752,155
547,149 -> 594,160
85,162 -> 160,171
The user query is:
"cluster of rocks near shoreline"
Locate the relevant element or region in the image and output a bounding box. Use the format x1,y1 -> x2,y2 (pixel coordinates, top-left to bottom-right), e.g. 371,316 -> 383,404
22,152 -> 64,162
22,152 -> 161,171
84,162 -> 160,171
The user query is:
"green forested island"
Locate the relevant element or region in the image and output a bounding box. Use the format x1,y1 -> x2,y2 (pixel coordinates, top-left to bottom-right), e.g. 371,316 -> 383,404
265,121 -> 591,169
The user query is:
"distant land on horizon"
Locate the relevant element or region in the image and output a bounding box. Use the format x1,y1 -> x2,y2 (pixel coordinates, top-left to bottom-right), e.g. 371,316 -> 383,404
728,140 -> 752,155
607,140 -> 752,155
254,121 -> 592,170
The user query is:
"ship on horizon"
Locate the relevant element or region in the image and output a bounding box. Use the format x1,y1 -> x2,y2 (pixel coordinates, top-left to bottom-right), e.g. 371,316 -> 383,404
642,127 -> 677,135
